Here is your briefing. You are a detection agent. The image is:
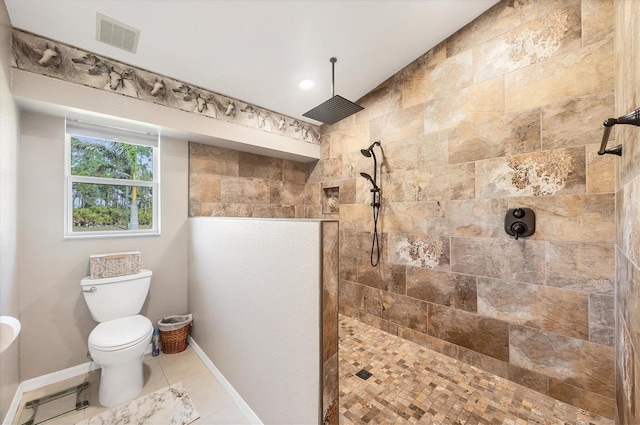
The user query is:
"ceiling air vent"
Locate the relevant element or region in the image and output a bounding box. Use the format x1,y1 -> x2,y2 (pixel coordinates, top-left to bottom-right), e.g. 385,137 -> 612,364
96,13 -> 140,53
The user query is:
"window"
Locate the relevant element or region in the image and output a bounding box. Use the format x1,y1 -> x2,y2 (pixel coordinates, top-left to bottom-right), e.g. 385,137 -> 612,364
65,120 -> 160,237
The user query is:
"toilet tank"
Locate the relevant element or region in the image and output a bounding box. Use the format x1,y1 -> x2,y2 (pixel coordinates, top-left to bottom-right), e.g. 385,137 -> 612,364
81,270 -> 152,322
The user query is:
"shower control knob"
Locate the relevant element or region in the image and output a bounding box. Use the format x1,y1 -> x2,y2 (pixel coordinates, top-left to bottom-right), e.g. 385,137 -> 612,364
513,208 -> 525,218
505,207 -> 535,239
510,222 -> 527,240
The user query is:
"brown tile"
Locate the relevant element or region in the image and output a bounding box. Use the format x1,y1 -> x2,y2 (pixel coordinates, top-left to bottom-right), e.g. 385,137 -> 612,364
546,242 -> 614,293
586,143 -> 616,194
380,131 -> 449,174
475,147 -> 586,198
379,202 -> 428,234
514,194 -> 615,244
339,313 -> 613,425
402,49 -> 472,109
282,160 -> 308,183
338,279 -> 364,312
449,108 -> 541,164
357,260 -> 406,295
416,162 -> 475,201
510,325 -> 614,398
395,325 -> 459,359
355,75 -> 403,124
370,104 -> 424,144
406,268 -> 477,312
450,237 -> 545,283
446,0 -> 538,57
237,152 -> 282,180
473,2 -> 581,83
541,90 -> 615,150
189,143 -> 239,177
457,347 -> 508,378
189,173 -> 221,203
504,36 -> 614,113
428,304 -> 509,361
339,256 -> 358,283
477,277 -> 588,339
426,198 -> 508,238
220,176 -> 270,204
507,364 -> 549,394
388,233 -> 449,270
322,222 -> 339,364
339,178 -> 356,205
269,181 -> 305,205
549,379 -> 615,419
381,293 -> 429,334
307,156 -> 342,183
617,309 -> 636,425
582,0 -> 614,46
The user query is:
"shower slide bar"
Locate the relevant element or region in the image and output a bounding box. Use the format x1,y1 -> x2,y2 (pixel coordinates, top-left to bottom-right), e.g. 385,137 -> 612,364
597,107 -> 640,156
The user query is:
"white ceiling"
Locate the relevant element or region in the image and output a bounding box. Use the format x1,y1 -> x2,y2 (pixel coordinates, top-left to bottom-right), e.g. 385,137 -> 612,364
5,0 -> 498,125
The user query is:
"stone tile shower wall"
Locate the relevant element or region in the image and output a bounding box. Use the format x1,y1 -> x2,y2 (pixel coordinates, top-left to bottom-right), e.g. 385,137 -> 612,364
189,142 -> 309,218
614,1 -> 640,424
307,0 -> 617,418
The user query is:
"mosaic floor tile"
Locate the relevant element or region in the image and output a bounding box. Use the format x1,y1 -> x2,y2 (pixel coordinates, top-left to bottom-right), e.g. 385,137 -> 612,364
339,315 -> 613,425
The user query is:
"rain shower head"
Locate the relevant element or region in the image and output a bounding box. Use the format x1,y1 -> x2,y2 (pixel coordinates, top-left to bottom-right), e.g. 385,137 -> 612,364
302,58 -> 364,125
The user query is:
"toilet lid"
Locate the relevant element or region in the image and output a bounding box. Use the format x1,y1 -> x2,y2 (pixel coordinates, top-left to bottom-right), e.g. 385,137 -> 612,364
89,315 -> 153,352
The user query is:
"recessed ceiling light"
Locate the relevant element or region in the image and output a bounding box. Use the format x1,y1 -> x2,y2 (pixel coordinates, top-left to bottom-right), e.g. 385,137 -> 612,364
299,80 -> 314,90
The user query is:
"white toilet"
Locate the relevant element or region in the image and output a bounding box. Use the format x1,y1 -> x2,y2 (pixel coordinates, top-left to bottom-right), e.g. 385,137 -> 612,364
81,270 -> 153,407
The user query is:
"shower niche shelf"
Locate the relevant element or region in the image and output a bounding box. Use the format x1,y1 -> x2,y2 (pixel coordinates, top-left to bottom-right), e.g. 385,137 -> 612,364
322,187 -> 340,214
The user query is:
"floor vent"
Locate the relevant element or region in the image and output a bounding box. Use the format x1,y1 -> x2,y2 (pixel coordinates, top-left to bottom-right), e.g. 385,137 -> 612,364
355,369 -> 373,380
96,13 -> 140,53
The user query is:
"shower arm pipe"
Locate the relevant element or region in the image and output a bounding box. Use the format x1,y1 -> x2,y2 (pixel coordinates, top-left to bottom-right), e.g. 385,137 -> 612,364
330,57 -> 336,97
597,107 -> 640,156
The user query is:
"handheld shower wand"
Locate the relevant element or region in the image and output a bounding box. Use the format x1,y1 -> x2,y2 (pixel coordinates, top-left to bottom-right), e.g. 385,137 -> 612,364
359,141 -> 382,267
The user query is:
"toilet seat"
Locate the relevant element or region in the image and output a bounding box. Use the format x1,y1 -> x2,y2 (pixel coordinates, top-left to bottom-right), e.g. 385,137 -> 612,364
89,315 -> 152,352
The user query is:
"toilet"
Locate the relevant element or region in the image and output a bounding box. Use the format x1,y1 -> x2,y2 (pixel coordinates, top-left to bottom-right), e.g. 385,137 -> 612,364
81,270 -> 153,407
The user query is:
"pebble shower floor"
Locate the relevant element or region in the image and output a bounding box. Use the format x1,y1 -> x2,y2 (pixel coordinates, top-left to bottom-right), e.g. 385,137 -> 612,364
338,315 -> 613,425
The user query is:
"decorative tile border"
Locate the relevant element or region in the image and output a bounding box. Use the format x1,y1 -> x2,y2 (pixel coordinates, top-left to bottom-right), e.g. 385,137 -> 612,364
11,29 -> 320,144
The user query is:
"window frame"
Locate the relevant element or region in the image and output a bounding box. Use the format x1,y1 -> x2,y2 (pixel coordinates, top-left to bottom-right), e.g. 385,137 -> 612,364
64,120 -> 161,239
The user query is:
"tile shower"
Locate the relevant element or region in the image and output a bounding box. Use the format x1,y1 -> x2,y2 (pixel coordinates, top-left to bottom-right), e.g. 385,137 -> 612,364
188,0 -> 631,421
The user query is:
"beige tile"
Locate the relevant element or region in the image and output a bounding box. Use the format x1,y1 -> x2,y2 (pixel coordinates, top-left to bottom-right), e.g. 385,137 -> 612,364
426,198 -> 508,238
196,403 -> 251,424
504,36 -> 614,113
180,371 -> 234,419
510,325 -> 614,398
238,152 -> 282,181
475,147 -> 586,198
582,0 -> 614,46
370,104 -> 424,145
546,241 -> 615,293
406,267 -> 477,312
477,277 -> 589,340
158,347 -> 211,384
541,90 -> 615,151
448,108 -> 541,164
473,2 -> 581,83
450,237 -> 545,283
140,354 -> 170,396
446,0 -> 538,57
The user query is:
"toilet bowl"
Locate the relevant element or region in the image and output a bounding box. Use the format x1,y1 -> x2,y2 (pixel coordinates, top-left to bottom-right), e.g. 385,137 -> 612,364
81,269 -> 153,407
88,315 -> 153,407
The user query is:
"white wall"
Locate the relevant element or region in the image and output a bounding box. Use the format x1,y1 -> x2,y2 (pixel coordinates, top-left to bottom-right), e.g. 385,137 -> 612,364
0,0 -> 21,420
189,217 -> 323,425
18,111 -> 189,380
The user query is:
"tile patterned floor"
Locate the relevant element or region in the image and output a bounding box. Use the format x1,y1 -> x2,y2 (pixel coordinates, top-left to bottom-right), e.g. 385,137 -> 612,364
14,347 -> 251,425
339,314 -> 614,425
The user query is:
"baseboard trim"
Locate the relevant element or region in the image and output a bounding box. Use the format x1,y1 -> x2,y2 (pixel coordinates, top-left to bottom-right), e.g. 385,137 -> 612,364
188,336 -> 262,424
21,361 -> 100,393
2,361 -> 100,425
2,382 -> 24,425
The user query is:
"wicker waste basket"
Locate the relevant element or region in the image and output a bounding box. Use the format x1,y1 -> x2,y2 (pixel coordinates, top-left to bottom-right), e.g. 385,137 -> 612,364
158,314 -> 193,354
